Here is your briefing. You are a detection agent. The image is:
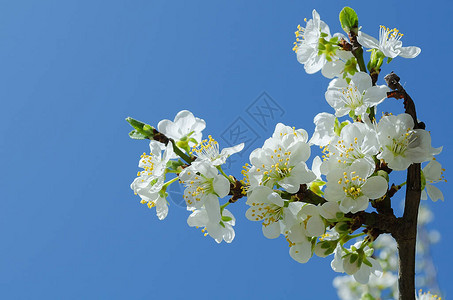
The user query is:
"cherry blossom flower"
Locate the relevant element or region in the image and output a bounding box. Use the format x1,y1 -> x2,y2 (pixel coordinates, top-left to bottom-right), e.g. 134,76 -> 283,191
158,110 -> 206,145
421,159 -> 445,202
245,186 -> 299,239
331,242 -> 383,284
130,141 -> 174,220
187,205 -> 236,243
293,9 -> 330,74
377,113 -> 441,170
358,26 -> 421,59
325,72 -> 389,117
179,160 -> 230,211
246,123 -> 316,193
320,122 -> 379,174
191,135 -> 244,166
324,160 -> 388,213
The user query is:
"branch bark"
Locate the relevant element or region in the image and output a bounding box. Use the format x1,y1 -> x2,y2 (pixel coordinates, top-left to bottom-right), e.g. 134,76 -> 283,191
385,72 -> 422,300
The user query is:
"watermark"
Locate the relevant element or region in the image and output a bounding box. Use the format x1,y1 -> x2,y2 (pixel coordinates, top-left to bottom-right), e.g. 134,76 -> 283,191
167,91 -> 285,207
246,92 -> 285,129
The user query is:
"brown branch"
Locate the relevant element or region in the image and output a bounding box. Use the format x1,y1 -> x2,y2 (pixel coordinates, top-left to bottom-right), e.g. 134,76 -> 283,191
292,184 -> 327,205
228,177 -> 245,203
384,72 -> 422,300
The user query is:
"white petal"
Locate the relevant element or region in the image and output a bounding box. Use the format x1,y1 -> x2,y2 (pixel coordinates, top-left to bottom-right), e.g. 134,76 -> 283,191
398,46 -> 421,58
423,160 -> 442,181
213,174 -> 230,198
187,209 -> 209,227
426,185 -> 444,202
353,264 -> 371,284
351,72 -> 372,94
204,195 -> 221,222
357,31 -> 379,49
306,216 -> 325,237
363,85 -> 390,106
262,221 -> 281,239
289,241 -> 312,263
362,176 -> 388,199
305,54 -> 326,74
220,143 -> 244,158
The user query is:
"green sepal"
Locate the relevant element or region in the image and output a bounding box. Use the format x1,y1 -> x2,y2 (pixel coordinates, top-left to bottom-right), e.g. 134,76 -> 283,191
377,170 -> 389,182
219,221 -> 226,228
349,253 -> 358,264
421,169 -> 427,191
387,57 -> 393,64
339,7 -> 359,34
362,257 -> 373,268
221,216 -> 233,222
310,180 -> 325,196
361,293 -> 376,300
166,160 -> 185,172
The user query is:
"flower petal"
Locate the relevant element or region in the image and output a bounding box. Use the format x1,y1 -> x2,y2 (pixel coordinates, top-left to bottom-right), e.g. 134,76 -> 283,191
426,184 -> 444,202
398,46 -> 421,58
357,31 -> 379,49
362,176 -> 388,199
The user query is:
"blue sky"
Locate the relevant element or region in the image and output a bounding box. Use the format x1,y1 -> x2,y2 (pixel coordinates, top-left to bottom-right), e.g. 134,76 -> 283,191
1,0 -> 452,299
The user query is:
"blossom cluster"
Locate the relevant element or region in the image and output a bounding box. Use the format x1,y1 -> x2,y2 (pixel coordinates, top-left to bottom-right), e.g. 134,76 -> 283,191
130,110 -> 244,243
126,6 -> 446,293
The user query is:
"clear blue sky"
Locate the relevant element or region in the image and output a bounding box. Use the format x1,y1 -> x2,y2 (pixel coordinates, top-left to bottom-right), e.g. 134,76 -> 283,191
1,0 -> 452,299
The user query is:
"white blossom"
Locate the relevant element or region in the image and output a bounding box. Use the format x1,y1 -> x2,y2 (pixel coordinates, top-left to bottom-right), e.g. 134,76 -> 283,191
293,9 -> 330,74
325,72 -> 389,117
377,113 -> 441,170
245,186 -> 299,239
324,160 -> 388,213
246,123 -> 316,193
179,160 -> 230,211
130,141 -> 174,220
358,26 -> 421,59
331,242 -> 383,284
421,159 -> 445,202
320,122 -> 379,174
158,110 -> 206,145
188,205 -> 236,243
191,135 -> 244,166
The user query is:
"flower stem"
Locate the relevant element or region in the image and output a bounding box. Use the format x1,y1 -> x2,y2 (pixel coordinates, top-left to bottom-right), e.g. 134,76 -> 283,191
163,177 -> 179,188
217,166 -> 235,184
171,140 -> 193,164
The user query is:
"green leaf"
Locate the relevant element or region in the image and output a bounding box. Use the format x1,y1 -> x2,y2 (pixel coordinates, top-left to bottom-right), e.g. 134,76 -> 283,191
126,117 -> 155,138
221,216 -> 233,222
339,7 -> 359,33
129,130 -> 147,140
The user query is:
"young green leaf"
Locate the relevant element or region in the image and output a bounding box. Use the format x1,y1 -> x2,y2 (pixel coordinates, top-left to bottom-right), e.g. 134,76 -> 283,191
339,7 -> 359,33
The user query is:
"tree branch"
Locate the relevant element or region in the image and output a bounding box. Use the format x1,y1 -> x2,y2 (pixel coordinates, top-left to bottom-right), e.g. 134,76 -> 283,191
385,72 -> 422,300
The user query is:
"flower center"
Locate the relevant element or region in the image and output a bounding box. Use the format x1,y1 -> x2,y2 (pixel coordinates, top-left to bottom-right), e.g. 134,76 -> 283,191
323,138 -> 364,165
250,202 -> 283,226
387,129 -> 415,157
338,171 -> 366,199
379,25 -> 404,45
190,135 -> 220,161
138,152 -> 159,176
181,173 -> 214,205
340,85 -> 363,110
